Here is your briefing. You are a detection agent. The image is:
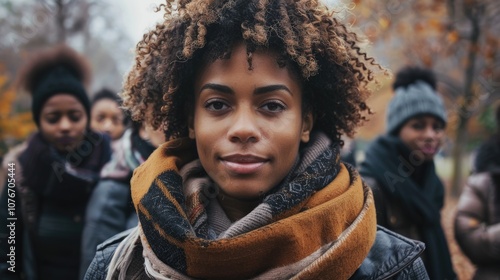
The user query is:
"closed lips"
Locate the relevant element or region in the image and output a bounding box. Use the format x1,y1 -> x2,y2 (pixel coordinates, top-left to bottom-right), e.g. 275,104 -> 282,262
57,136 -> 75,144
221,154 -> 268,174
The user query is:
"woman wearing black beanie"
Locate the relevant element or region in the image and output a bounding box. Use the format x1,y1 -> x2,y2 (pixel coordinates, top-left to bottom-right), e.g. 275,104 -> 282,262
0,45 -> 111,280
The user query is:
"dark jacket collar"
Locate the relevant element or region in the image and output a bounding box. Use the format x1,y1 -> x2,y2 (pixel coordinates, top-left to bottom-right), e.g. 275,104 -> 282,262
352,226 -> 426,280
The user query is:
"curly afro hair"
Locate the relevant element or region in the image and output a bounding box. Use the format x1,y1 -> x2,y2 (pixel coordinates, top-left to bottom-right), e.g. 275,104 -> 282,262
121,0 -> 383,142
17,44 -> 91,94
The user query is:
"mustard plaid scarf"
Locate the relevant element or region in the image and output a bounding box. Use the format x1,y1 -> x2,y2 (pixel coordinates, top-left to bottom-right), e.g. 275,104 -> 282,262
125,132 -> 376,279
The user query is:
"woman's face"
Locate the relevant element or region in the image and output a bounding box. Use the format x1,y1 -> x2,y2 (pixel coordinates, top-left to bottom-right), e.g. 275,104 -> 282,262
190,43 -> 313,200
141,123 -> 167,148
398,115 -> 445,161
90,98 -> 126,140
39,94 -> 88,152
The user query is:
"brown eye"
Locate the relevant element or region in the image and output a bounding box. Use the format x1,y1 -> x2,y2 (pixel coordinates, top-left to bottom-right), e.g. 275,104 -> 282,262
205,100 -> 229,111
112,116 -> 122,125
433,122 -> 445,131
69,112 -> 83,122
260,101 -> 286,113
411,122 -> 425,130
45,114 -> 60,124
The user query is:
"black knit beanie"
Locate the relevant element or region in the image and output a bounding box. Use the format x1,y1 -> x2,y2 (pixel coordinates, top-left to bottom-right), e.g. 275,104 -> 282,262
18,45 -> 91,127
32,66 -> 90,126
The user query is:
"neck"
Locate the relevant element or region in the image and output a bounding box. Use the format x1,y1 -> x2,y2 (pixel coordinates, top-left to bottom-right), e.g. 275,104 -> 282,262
217,193 -> 261,222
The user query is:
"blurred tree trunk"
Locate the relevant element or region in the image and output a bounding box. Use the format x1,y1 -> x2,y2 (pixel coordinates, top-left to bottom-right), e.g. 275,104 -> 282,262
450,1 -> 483,196
55,0 -> 66,42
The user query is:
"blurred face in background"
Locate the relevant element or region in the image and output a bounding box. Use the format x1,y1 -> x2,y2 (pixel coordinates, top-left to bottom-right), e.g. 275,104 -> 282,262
91,98 -> 126,140
39,94 -> 88,152
139,106 -> 167,148
140,122 -> 167,148
398,114 -> 445,161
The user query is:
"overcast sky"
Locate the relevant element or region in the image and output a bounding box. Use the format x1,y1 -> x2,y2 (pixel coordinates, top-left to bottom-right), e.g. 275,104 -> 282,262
112,0 -> 340,44
108,0 -> 165,43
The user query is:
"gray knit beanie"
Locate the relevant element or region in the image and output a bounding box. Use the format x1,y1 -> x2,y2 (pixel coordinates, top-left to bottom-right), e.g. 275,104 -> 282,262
386,81 -> 447,135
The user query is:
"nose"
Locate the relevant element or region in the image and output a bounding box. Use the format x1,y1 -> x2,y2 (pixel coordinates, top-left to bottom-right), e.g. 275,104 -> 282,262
58,116 -> 72,132
227,107 -> 260,143
423,125 -> 438,139
102,118 -> 113,131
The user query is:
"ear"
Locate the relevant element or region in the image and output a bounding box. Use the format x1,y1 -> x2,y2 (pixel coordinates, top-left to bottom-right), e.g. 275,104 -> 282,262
188,115 -> 195,139
300,111 -> 314,143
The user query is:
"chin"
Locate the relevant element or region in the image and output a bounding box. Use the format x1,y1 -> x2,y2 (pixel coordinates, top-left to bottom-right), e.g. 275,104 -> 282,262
225,191 -> 261,200
221,186 -> 267,200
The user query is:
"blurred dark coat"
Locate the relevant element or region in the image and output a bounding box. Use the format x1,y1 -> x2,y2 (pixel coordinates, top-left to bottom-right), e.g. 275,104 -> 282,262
80,129 -> 155,279
0,131 -> 110,280
360,135 -> 456,280
454,172 -> 500,280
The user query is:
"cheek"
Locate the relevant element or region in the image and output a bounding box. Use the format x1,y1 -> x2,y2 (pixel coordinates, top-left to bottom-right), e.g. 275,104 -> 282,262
435,133 -> 445,147
76,117 -> 89,135
111,123 -> 124,134
196,135 -> 215,162
399,131 -> 417,149
39,123 -> 56,140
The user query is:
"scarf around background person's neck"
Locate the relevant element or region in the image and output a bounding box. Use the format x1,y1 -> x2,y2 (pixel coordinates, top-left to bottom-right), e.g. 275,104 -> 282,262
359,135 -> 456,280
99,128 -> 156,182
19,131 -> 110,203
111,132 -> 377,279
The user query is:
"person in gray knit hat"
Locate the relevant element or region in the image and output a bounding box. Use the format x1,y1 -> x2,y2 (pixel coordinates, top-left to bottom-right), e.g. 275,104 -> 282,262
387,78 -> 447,136
360,66 -> 457,280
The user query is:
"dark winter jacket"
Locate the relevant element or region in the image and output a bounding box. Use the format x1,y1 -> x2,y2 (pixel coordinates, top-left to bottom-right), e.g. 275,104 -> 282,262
360,135 -> 456,280
0,131 -> 111,280
84,226 -> 428,280
80,129 -> 156,278
454,172 -> 500,280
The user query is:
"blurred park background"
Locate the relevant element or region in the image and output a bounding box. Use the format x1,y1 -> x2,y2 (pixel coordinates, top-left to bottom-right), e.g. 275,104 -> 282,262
0,1 -> 499,279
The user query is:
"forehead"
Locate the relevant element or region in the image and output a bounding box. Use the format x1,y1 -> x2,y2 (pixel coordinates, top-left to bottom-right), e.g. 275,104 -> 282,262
408,114 -> 443,122
91,99 -> 122,113
42,94 -> 84,112
196,43 -> 300,87
92,98 -> 119,108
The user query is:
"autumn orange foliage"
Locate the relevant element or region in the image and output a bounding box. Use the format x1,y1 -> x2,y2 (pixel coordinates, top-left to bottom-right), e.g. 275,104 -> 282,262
0,64 -> 36,157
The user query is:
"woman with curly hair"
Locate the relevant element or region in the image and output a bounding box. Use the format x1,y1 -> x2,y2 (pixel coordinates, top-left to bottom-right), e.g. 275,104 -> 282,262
85,0 -> 428,279
0,45 -> 111,279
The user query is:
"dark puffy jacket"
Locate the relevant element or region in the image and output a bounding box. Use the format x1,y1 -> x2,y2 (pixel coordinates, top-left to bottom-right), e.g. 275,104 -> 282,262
84,226 -> 428,280
364,177 -> 423,242
79,179 -> 137,279
0,132 -> 111,280
359,136 -> 456,280
80,129 -> 149,278
454,172 -> 500,280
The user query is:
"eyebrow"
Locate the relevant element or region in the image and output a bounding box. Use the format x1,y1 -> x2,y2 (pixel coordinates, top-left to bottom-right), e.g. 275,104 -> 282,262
199,83 -> 293,96
43,109 -> 83,115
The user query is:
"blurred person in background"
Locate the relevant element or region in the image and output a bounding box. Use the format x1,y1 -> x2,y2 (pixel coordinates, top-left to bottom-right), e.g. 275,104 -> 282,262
0,45 -> 111,280
90,88 -> 128,150
454,103 -> 500,280
80,113 -> 166,279
360,66 -> 456,280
